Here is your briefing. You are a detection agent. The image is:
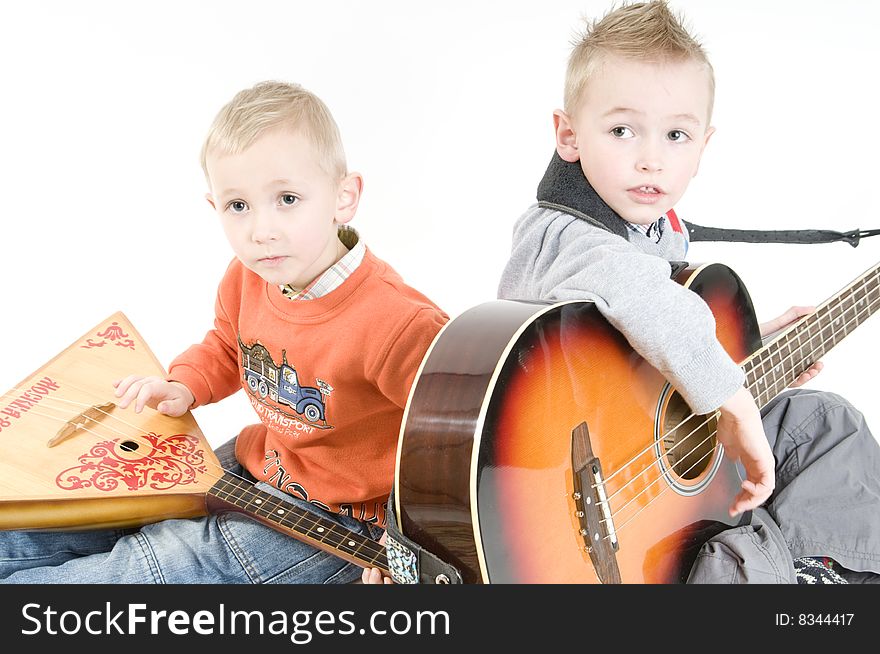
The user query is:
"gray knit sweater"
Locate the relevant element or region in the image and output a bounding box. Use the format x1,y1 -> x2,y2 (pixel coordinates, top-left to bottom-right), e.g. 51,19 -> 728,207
497,181 -> 744,415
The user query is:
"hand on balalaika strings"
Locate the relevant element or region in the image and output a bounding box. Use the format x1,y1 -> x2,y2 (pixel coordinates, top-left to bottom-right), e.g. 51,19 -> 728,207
112,375 -> 196,417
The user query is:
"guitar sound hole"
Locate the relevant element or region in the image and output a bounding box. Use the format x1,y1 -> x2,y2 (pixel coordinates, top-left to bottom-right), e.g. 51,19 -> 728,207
119,440 -> 140,452
661,391 -> 717,480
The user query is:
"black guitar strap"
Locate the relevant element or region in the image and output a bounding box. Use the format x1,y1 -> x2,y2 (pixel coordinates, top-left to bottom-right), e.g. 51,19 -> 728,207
687,223 -> 880,247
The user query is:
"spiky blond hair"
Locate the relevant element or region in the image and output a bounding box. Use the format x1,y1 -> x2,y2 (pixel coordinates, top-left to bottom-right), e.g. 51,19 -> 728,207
564,1 -> 714,119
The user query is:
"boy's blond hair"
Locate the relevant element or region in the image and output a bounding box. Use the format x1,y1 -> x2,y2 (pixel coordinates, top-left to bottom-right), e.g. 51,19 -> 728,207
564,1 -> 714,119
200,80 -> 347,184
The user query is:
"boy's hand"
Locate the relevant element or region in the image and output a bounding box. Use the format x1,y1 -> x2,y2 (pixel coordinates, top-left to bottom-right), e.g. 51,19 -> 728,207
112,375 -> 195,416
759,305 -> 823,387
716,386 -> 775,517
361,567 -> 393,584
361,531 -> 394,584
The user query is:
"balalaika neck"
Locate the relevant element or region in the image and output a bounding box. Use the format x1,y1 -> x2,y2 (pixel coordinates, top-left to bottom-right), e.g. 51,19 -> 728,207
742,263 -> 880,409
206,472 -> 387,572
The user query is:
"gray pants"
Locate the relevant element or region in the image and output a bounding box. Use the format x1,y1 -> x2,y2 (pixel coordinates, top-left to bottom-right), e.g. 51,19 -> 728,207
688,389 -> 880,583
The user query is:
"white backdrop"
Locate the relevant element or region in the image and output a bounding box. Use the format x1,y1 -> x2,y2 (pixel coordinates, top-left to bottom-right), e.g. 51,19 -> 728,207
1,0 -> 878,448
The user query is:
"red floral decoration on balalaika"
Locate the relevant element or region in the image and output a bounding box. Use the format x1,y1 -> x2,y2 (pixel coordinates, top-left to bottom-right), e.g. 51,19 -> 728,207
56,433 -> 209,492
81,321 -> 137,350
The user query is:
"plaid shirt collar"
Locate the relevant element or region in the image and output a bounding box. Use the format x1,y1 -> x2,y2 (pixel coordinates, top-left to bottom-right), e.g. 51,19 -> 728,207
626,215 -> 667,243
279,227 -> 364,301
626,209 -> 688,244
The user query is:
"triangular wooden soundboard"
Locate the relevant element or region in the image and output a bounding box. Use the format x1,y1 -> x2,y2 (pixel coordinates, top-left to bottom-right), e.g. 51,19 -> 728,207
0,312 -> 221,530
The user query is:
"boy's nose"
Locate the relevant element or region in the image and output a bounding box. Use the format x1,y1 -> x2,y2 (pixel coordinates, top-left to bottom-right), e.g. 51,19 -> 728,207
251,211 -> 280,243
636,157 -> 663,173
636,144 -> 663,173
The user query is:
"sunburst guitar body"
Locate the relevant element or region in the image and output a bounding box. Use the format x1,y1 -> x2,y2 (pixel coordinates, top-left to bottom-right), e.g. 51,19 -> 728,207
395,261 -> 880,583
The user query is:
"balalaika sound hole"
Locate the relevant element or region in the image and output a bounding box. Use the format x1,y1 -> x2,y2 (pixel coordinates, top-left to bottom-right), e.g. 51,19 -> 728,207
655,386 -> 722,495
119,440 -> 140,452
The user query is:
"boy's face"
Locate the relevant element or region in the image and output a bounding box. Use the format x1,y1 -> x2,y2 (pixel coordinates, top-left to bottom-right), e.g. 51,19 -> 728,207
555,55 -> 714,225
205,127 -> 359,288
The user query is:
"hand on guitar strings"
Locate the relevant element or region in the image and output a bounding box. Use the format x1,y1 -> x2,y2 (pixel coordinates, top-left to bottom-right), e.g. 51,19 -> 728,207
716,386 -> 776,517
759,305 -> 824,387
112,375 -> 196,417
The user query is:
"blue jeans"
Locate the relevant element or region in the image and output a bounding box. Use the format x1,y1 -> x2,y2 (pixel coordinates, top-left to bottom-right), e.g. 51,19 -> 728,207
0,438 -> 382,583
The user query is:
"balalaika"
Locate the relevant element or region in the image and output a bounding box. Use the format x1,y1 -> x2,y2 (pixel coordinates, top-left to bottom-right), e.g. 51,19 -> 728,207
0,313 -> 387,574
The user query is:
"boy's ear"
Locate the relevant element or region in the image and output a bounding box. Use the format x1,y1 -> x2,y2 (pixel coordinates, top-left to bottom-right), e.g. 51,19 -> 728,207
334,172 -> 363,225
703,126 -> 716,148
205,193 -> 216,210
553,109 -> 580,163
693,126 -> 716,178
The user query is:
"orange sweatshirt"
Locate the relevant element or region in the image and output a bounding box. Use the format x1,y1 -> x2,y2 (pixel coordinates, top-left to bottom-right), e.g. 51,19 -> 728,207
167,249 -> 448,526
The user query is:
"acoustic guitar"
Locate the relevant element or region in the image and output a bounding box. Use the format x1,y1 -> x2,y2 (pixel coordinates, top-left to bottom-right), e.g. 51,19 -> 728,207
394,261 -> 879,583
0,313 -> 387,574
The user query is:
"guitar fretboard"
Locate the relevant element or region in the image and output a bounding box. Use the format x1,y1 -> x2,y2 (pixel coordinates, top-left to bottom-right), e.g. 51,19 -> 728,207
208,472 -> 386,570
742,263 -> 880,408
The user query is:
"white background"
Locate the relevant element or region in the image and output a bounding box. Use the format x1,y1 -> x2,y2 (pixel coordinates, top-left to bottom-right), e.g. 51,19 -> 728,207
1,0 -> 878,448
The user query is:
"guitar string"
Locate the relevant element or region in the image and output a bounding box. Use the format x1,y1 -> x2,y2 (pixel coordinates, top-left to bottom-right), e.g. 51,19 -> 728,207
598,271 -> 880,504
600,348 -> 833,522
600,267 -> 880,490
0,389 -> 386,565
599,287 -> 880,537
602,286 -> 879,525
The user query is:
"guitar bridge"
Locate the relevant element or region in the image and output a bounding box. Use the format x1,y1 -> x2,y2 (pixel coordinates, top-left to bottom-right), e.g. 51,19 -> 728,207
572,421 -> 621,584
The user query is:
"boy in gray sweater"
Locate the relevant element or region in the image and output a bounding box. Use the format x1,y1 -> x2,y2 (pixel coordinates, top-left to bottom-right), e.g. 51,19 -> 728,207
498,1 -> 880,582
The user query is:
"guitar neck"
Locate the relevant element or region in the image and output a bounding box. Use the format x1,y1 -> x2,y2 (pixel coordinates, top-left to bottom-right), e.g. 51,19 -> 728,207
206,473 -> 387,572
742,263 -> 880,409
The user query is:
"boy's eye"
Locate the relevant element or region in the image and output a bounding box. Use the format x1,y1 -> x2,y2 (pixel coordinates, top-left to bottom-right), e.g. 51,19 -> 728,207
611,126 -> 634,139
667,130 -> 690,142
228,200 -> 248,213
280,194 -> 298,206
